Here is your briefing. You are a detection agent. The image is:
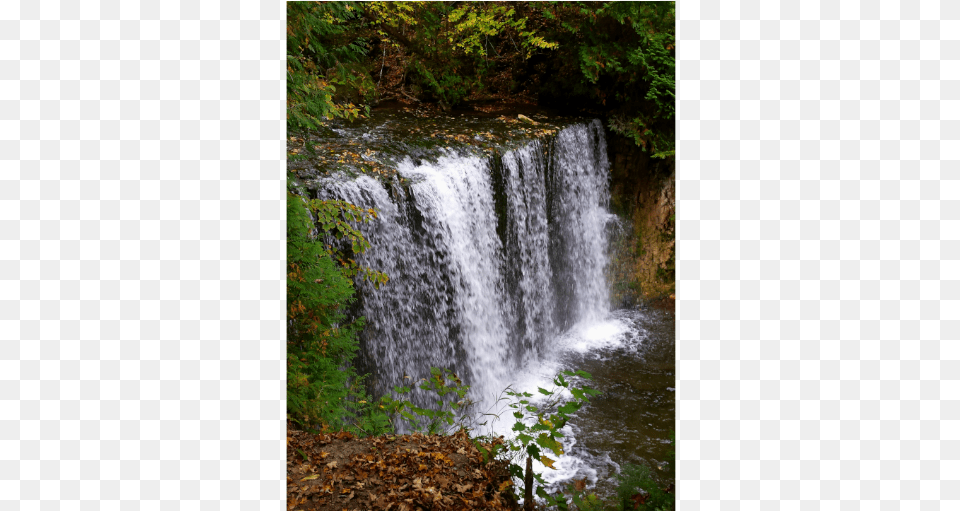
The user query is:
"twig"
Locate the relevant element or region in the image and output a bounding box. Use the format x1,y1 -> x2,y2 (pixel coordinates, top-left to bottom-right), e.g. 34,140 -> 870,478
399,87 -> 421,103
378,46 -> 386,88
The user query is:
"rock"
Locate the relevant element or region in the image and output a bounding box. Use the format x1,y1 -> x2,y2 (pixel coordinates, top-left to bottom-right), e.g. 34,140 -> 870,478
517,114 -> 538,125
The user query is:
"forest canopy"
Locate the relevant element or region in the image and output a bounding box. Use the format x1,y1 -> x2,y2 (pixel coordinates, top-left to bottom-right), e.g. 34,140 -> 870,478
287,1 -> 675,157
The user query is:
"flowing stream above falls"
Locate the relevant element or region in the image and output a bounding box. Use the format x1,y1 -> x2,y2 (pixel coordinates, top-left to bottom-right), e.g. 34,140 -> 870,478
293,112 -> 675,496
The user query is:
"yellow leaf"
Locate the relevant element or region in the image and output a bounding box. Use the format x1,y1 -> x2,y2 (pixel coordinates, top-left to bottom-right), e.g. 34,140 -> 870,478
540,456 -> 557,470
300,474 -> 319,481
538,432 -> 564,456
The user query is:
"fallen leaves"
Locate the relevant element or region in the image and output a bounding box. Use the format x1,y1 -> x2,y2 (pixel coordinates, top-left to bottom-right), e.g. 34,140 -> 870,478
287,425 -> 516,511
630,491 -> 650,509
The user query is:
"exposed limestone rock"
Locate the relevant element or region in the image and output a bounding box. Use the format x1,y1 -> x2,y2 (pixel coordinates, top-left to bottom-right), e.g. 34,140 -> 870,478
606,128 -> 675,303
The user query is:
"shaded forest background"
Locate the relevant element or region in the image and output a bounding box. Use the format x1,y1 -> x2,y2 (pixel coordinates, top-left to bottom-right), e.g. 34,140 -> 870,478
287,1 -> 675,159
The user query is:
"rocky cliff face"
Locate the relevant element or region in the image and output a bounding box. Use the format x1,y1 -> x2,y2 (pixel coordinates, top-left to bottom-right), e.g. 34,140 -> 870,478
606,129 -> 675,305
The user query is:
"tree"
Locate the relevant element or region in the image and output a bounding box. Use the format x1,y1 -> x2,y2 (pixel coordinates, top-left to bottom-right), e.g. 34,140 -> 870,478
287,1 -> 373,134
286,2 -> 675,155
534,1 -> 676,157
363,1 -> 557,108
286,189 -> 388,433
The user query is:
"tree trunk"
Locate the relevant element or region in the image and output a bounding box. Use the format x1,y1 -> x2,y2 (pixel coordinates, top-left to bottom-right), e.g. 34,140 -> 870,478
523,455 -> 534,511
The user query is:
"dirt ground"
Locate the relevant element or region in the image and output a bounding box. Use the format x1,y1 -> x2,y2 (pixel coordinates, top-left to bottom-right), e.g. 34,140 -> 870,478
287,425 -> 519,511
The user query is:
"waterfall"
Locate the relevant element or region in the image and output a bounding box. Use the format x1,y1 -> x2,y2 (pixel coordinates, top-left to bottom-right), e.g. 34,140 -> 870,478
316,120 -> 612,410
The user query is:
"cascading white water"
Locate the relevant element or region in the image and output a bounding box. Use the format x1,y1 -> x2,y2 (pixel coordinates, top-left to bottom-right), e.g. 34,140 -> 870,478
550,122 -> 611,326
500,141 -> 555,360
316,120 -> 612,411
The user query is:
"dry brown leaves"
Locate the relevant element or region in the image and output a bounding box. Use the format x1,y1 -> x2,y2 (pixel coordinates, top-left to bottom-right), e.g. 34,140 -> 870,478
288,426 -> 517,511
288,137 -> 399,180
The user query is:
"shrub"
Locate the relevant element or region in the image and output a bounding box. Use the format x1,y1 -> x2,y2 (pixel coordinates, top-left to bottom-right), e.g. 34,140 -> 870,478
614,462 -> 673,511
286,190 -> 391,436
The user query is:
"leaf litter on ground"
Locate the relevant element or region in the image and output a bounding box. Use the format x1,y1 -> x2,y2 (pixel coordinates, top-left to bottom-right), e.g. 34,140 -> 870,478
287,425 -> 518,511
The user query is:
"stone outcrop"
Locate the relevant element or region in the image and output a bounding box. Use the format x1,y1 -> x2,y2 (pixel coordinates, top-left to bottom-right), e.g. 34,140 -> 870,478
606,128 -> 676,304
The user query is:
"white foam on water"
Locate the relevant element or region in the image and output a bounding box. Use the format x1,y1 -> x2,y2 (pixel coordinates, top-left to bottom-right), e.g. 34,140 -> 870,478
481,310 -> 643,493
556,317 -> 632,354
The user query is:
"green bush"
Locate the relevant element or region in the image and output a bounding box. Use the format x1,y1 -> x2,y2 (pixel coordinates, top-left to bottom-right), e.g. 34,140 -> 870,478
614,462 -> 673,511
287,1 -> 372,134
286,189 -> 391,436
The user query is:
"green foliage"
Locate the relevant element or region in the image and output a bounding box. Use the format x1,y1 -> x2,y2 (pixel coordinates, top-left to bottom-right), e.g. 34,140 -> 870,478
496,370 -> 600,510
366,1 -> 558,105
569,490 -> 605,511
555,459 -> 674,511
287,1 -> 373,134
614,463 -> 674,511
379,367 -> 474,435
306,197 -> 389,287
536,1 -> 675,157
446,3 -> 558,58
286,2 -> 674,154
287,190 -> 391,436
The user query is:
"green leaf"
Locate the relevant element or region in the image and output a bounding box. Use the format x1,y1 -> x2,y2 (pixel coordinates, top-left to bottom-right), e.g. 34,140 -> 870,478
526,444 -> 541,459
296,448 -> 309,462
536,433 -> 564,456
